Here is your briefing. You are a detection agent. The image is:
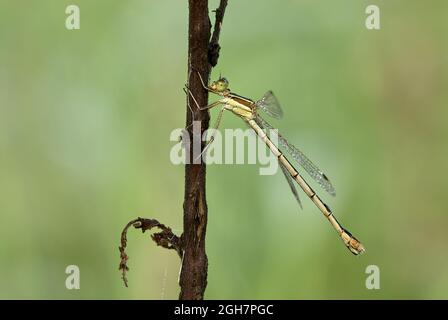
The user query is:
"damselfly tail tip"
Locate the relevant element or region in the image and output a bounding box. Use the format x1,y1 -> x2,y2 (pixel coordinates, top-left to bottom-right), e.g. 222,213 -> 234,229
351,242 -> 365,255
341,230 -> 365,255
348,240 -> 365,255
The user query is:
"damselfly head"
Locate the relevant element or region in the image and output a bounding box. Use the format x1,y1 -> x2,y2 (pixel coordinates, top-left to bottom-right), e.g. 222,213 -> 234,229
209,77 -> 229,93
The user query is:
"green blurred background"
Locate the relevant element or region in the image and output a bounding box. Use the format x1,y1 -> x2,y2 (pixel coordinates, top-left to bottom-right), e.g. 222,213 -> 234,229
1,0 -> 447,299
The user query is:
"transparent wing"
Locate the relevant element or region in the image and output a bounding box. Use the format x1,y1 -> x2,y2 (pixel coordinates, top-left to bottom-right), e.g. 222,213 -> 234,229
255,91 -> 284,119
279,161 -> 303,209
256,118 -> 302,208
256,116 -> 336,196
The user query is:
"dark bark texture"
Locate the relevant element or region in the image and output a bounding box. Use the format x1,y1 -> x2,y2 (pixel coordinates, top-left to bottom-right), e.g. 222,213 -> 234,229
179,0 -> 227,300
118,0 -> 228,300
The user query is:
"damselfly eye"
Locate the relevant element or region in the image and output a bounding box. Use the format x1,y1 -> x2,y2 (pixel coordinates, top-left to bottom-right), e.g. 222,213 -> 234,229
219,78 -> 229,89
211,77 -> 229,92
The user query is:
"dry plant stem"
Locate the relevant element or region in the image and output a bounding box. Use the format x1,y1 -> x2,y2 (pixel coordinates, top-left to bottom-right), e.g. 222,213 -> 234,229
209,0 -> 228,67
180,0 -> 228,300
117,0 -> 228,298
119,217 -> 181,287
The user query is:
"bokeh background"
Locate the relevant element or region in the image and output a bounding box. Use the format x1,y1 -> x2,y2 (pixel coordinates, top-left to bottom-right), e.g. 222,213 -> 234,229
1,0 -> 447,299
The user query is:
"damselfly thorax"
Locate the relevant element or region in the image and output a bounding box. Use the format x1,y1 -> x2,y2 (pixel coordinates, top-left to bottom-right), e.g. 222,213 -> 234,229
222,93 -> 257,120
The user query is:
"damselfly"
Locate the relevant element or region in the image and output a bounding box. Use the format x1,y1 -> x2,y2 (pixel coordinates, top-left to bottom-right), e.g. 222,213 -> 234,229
185,74 -> 365,255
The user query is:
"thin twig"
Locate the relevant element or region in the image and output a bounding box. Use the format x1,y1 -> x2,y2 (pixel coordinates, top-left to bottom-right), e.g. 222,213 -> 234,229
208,0 -> 229,67
119,217 -> 182,287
